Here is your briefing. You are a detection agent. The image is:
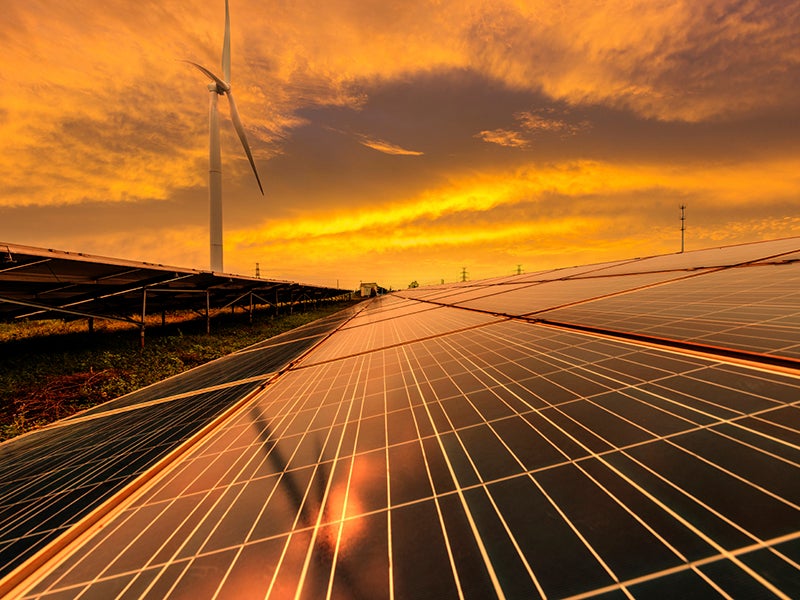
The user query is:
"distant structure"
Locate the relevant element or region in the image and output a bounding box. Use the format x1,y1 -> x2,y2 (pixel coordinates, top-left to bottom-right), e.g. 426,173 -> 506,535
360,282 -> 380,297
680,204 -> 687,253
461,267 -> 468,282
516,264 -> 523,275
186,0 -> 264,272
255,262 -> 260,278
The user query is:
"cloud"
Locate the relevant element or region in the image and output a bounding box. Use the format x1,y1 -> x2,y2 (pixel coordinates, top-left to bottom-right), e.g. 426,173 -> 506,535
516,110 -> 590,136
476,109 -> 591,148
1,0 -> 798,289
356,135 -> 424,156
234,156 -> 800,247
475,129 -> 530,148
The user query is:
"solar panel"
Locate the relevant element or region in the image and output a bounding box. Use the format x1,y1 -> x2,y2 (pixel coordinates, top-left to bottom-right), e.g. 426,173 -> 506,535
564,237 -> 800,276
0,242 -> 347,327
15,321 -> 800,598
0,309 -> 355,584
2,238 -> 799,599
539,262 -> 800,360
301,304 -> 504,365
440,271 -> 710,316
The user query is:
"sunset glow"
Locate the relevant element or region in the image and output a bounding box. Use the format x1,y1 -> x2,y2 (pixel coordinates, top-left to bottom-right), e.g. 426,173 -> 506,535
1,0 -> 798,289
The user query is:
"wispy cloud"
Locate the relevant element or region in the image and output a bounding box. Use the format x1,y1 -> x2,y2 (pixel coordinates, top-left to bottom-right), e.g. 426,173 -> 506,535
475,129 -> 530,149
356,135 -> 423,156
516,110 -> 590,136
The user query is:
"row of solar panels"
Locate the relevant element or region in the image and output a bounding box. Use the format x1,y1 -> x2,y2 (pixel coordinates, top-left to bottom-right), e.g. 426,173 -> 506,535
0,242 -> 348,325
1,236 -> 799,598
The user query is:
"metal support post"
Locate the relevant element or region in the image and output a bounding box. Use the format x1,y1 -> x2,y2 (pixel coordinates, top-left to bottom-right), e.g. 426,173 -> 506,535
206,290 -> 211,334
140,289 -> 147,349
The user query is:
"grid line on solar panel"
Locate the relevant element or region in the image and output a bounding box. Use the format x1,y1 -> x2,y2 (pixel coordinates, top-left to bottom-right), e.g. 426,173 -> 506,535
15,316 -> 800,596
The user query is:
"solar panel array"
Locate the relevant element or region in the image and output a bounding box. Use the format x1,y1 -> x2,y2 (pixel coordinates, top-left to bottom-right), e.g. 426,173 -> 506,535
0,242 -> 347,327
0,308 -> 358,586
2,237 -> 800,599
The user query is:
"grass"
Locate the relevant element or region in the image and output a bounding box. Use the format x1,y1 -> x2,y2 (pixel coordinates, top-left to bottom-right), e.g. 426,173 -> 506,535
0,301 -> 356,441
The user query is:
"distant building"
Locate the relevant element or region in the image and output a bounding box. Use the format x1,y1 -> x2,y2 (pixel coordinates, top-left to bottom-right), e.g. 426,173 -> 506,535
360,282 -> 379,297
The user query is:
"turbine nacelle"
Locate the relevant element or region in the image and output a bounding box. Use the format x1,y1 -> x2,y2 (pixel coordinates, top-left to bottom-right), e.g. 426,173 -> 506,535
185,61 -> 231,93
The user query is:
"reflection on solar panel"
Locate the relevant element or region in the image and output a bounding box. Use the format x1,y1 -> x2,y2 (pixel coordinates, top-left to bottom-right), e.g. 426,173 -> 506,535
2,237 -> 799,599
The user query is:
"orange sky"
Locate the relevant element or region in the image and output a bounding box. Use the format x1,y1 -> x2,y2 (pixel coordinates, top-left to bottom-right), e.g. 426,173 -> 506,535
1,0 -> 798,290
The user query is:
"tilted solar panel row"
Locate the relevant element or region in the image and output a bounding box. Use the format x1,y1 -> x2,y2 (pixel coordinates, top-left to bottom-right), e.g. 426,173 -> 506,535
1,237 -> 799,598
0,307 -> 360,583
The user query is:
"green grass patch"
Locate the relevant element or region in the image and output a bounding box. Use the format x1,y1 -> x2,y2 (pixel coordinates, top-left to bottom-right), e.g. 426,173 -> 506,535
0,302 -> 355,441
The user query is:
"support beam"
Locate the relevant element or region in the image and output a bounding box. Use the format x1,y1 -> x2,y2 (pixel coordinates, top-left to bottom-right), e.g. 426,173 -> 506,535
0,295 -> 139,326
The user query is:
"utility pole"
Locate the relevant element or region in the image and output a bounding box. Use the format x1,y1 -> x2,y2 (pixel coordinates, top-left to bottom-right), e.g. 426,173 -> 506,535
516,264 -> 523,275
255,262 -> 261,278
680,204 -> 686,253
461,267 -> 468,282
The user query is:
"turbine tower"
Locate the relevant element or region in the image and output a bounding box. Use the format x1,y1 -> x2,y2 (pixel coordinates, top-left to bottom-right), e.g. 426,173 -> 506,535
186,0 -> 264,272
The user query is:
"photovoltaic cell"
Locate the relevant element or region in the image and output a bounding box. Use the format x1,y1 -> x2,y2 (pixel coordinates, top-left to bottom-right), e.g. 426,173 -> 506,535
3,237 -> 799,599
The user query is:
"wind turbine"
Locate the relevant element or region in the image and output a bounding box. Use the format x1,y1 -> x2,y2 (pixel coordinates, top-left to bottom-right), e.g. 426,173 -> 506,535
186,0 -> 264,273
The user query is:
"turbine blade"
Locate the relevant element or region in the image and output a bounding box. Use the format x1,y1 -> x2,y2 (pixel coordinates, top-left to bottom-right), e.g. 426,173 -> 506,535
222,0 -> 231,84
184,61 -> 230,92
226,91 -> 264,195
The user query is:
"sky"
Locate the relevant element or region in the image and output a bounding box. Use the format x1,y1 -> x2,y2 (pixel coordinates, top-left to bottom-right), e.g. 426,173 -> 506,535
1,0 -> 799,290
